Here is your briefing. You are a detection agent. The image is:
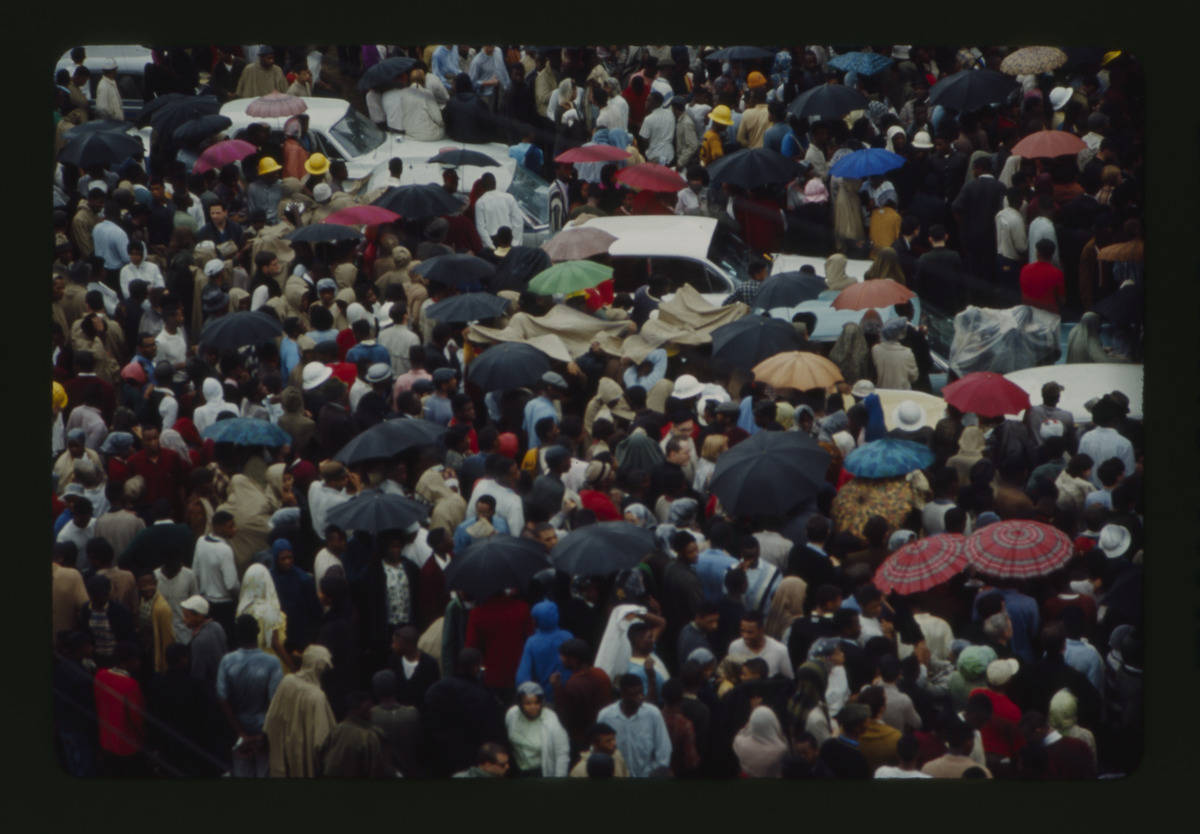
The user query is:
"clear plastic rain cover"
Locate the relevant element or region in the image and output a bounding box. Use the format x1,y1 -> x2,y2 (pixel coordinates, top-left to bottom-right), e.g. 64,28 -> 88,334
949,305 -> 1061,376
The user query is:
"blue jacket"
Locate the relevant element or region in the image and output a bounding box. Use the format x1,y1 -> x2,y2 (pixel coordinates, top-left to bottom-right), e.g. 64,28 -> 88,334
515,600 -> 573,699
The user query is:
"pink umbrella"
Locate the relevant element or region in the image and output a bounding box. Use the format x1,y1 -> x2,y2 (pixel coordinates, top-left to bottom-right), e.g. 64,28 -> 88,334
613,163 -> 687,193
192,139 -> 258,174
245,92 -> 308,118
322,205 -> 402,227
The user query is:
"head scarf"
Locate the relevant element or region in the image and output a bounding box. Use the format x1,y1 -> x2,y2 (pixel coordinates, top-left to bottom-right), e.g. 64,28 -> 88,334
765,576 -> 808,639
775,401 -> 796,430
865,247 -> 906,284
885,124 -> 906,153
297,643 -> 333,685
516,680 -> 545,712
202,378 -> 225,405
1048,688 -> 1079,733
733,706 -> 788,778
832,177 -> 865,244
160,429 -> 191,459
828,322 -> 870,382
623,503 -> 656,530
881,316 -> 908,342
53,381 -> 68,411
956,425 -> 985,456
227,287 -> 251,311
956,645 -> 997,683
265,463 -> 287,504
824,253 -> 854,292
236,563 -> 285,649
1066,313 -> 1108,363
803,178 -> 829,204
668,497 -> 699,527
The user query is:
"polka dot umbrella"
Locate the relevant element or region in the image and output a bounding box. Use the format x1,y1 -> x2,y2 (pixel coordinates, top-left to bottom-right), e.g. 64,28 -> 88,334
999,46 -> 1068,76
873,533 -> 968,596
963,520 -> 1074,579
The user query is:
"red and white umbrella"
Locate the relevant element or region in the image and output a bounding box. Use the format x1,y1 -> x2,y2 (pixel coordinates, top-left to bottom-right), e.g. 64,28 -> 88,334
963,520 -> 1074,579
613,162 -> 687,193
246,91 -> 308,118
192,139 -> 257,174
874,534 -> 968,596
322,205 -> 402,227
941,372 -> 1031,418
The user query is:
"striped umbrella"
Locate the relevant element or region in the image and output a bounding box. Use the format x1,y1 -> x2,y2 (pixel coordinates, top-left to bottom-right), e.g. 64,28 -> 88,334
963,520 -> 1074,579
874,534 -> 969,595
999,46 -> 1068,76
245,91 -> 308,117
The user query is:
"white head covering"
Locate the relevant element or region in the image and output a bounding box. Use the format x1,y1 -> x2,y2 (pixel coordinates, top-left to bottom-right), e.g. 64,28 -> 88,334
237,563 -> 285,649
202,377 -> 225,404
732,706 -> 788,778
346,302 -> 370,326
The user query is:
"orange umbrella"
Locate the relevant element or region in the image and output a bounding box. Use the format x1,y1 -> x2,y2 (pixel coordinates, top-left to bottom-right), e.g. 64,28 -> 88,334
1010,130 -> 1085,159
831,278 -> 914,311
751,351 -> 843,392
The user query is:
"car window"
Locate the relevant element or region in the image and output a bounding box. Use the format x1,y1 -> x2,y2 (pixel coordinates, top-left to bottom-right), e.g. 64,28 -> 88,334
116,74 -> 143,100
329,107 -> 386,157
651,257 -> 723,294
610,257 -> 650,293
508,164 -> 549,228
706,223 -> 751,284
920,298 -> 956,359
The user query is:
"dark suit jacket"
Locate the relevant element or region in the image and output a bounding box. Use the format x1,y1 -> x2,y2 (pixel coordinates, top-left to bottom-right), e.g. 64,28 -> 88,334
423,674 -> 506,776
389,651 -> 441,711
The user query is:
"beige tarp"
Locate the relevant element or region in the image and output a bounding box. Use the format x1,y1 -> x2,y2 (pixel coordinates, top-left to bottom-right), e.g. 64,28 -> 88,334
466,305 -> 633,362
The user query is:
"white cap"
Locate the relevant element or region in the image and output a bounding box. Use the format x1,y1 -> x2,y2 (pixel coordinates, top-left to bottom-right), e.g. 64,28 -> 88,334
180,595 -> 209,616
851,379 -> 875,399
672,374 -> 704,400
891,400 -> 925,431
101,58 -> 118,71
203,258 -> 226,277
313,183 -> 332,203
986,657 -> 1020,687
302,361 -> 333,391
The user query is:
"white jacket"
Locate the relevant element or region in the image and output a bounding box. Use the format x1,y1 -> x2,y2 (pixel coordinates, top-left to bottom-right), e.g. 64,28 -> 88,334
504,705 -> 570,777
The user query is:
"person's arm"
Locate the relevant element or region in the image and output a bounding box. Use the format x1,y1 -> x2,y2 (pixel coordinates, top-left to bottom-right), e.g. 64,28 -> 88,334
652,710 -> 674,774
271,628 -> 296,672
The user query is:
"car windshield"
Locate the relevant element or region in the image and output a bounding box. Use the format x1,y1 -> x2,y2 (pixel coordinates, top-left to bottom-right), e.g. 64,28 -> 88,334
329,107 -> 386,157
921,297 -> 956,359
707,224 -> 751,284
508,163 -> 550,227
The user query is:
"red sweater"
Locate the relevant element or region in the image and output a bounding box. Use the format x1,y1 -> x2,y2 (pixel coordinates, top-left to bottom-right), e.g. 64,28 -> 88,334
1019,261 -> 1065,313
465,597 -> 533,689
94,668 -> 145,756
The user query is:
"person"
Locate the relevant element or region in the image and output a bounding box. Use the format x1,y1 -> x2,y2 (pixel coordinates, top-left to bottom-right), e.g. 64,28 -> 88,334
453,742 -> 511,778
872,317 -> 919,390
733,704 -> 788,778
639,92 -> 675,166
193,510 -> 240,641
504,681 -> 571,777
922,714 -> 993,778
236,46 -> 288,98
1076,397 -> 1135,489
95,58 -> 123,121
913,224 -> 967,313
596,673 -> 673,777
874,733 -> 933,779
473,175 -> 525,248
1020,238 -> 1066,313
216,615 -> 285,777
856,685 -> 902,771
368,669 -> 424,777
93,642 -> 147,776
516,600 -> 573,699
133,570 -> 176,674
424,648 -> 507,777
320,690 -> 391,778
727,611 -> 794,679
952,155 -> 1006,283
263,644 -> 336,778
550,638 -> 614,750
818,703 -> 871,778
181,594 -> 226,692
570,722 -> 631,777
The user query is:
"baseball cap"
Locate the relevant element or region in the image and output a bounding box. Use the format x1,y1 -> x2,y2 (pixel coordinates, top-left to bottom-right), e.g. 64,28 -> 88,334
180,595 -> 210,616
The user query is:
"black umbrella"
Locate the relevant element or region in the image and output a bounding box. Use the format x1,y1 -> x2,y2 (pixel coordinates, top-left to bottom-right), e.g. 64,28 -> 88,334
928,70 -> 1019,112
709,430 -> 830,517
425,292 -> 511,323
58,130 -> 145,168
551,521 -> 656,576
411,253 -> 496,289
467,342 -> 551,392
427,149 -> 499,167
284,223 -> 366,245
705,147 -> 799,190
443,535 -> 551,599
334,417 -> 447,465
705,46 -> 775,62
138,92 -> 189,126
147,95 -> 221,139
787,84 -> 868,120
324,489 -> 429,534
358,56 -> 418,91
1093,283 -> 1143,329
710,315 -> 803,370
198,310 -> 284,351
493,246 -> 552,292
371,184 -> 463,220
752,270 -> 828,310
67,119 -> 131,136
172,114 -> 233,145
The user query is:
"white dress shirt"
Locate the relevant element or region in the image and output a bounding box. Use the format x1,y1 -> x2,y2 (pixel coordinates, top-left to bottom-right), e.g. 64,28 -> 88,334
474,190 -> 525,247
192,534 -> 239,603
119,260 -> 164,298
994,205 -> 1028,260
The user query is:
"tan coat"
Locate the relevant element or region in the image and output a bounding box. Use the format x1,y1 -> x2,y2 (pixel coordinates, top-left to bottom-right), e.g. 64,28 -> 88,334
71,206 -> 99,258
871,341 -> 918,390
52,564 -> 90,638
265,661 -> 336,777
217,474 -> 276,578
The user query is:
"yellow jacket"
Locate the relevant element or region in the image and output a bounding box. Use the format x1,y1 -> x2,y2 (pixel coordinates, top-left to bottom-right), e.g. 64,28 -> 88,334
700,130 -> 725,167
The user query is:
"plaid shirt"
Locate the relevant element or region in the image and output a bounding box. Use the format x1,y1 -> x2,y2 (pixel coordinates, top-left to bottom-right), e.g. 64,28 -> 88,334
723,281 -> 761,307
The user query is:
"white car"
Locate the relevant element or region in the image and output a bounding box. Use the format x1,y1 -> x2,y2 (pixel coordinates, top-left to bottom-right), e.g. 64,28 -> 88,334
55,45 -> 156,121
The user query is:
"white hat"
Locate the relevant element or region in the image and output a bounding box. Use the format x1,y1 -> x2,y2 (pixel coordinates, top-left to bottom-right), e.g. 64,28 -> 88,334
891,399 -> 925,431
87,180 -> 109,195
672,374 -> 704,400
1098,524 -> 1132,559
832,430 -> 856,457
313,183 -> 332,203
891,45 -> 912,61
911,130 -> 934,150
180,595 -> 210,616
203,258 -> 226,277
986,657 -> 1020,687
101,58 -> 118,71
302,361 -> 333,391
365,362 -> 393,384
851,379 -> 875,399
1038,419 -> 1065,439
1049,86 -> 1072,112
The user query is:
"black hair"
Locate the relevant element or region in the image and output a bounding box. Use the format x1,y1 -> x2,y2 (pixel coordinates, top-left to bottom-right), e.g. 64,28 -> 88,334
739,609 -> 764,627
742,657 -> 769,679
559,637 -> 592,664
831,608 -> 859,634
234,614 -> 260,646
943,506 -> 967,534
1097,456 -> 1125,487
308,305 -> 333,331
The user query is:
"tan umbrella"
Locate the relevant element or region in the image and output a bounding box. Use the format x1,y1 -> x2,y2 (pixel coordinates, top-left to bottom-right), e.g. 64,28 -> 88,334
541,226 -> 617,262
751,351 -> 843,392
999,46 -> 1068,76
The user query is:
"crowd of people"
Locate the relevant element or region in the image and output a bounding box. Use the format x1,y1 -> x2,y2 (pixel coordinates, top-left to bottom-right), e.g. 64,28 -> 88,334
52,43 -> 1143,781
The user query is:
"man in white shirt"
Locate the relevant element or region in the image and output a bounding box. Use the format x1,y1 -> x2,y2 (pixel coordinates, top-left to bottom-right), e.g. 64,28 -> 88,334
119,242 -> 164,299
638,92 -> 676,166
57,495 -> 97,570
154,300 -> 188,385
600,78 -> 629,131
308,461 -> 352,538
154,553 -> 198,644
378,303 -> 421,375
727,611 -> 794,679
994,186 -> 1028,301
192,510 -> 240,636
396,68 -> 446,141
466,455 -> 525,537
313,526 -> 347,590
1076,397 -> 1136,488
474,173 -> 524,247
673,166 -> 709,215
95,59 -> 123,121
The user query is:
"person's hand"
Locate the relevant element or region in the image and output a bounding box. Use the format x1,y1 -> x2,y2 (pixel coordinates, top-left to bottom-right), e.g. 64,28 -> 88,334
880,619 -> 896,640
548,671 -> 562,688
645,596 -> 661,615
643,658 -> 656,676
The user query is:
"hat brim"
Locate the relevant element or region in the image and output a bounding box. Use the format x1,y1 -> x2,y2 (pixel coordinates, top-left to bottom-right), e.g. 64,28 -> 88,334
303,366 -> 333,390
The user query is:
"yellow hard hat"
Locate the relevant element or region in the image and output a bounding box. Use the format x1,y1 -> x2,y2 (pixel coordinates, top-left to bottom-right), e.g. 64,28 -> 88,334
52,381 -> 67,411
746,71 -> 767,89
304,153 -> 330,176
1101,50 -> 1122,67
257,156 -> 282,176
709,105 -> 734,126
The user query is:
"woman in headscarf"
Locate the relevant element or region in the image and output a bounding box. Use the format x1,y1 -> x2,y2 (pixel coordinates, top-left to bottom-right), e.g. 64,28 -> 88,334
885,124 -> 907,154
788,657 -> 837,745
733,705 -> 788,778
1048,688 -> 1098,768
828,322 -> 871,384
656,497 -> 704,556
824,253 -> 855,293
264,644 -> 336,777
503,681 -> 571,777
832,176 -> 866,255
584,377 -> 633,436
218,471 -> 275,577
192,378 -> 239,434
793,404 -> 818,438
268,538 -> 321,651
1065,312 -> 1110,363
946,425 -> 986,487
692,434 -> 727,494
864,246 -> 906,285
764,576 -> 808,642
237,563 -> 296,672
622,503 -> 656,531
774,401 -> 796,431
414,464 -> 467,536
159,427 -> 192,462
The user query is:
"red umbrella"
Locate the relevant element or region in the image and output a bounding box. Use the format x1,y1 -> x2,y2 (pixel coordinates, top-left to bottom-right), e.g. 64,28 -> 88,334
245,91 -> 308,118
192,139 -> 257,173
874,534 -> 968,595
555,144 -> 631,164
830,278 -> 915,310
613,163 -> 687,193
941,372 -> 1031,418
322,205 -> 402,227
963,520 -> 1073,579
1010,130 -> 1086,160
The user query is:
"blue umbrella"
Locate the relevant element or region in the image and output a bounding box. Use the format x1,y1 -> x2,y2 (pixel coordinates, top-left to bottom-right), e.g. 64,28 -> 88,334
828,51 -> 894,77
843,438 -> 934,479
201,417 -> 292,447
829,148 -> 906,180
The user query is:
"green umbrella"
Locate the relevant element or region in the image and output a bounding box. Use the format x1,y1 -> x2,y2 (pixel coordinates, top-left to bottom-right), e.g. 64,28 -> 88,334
526,260 -> 613,296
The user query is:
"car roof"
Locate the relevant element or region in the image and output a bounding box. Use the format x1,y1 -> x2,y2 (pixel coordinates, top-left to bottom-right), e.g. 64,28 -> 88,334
55,45 -> 153,75
580,216 -> 718,260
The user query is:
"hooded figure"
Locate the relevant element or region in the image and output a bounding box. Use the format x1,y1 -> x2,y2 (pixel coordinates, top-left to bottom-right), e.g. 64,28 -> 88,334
1048,687 -> 1097,767
264,644 -> 336,777
278,386 -> 316,456
515,600 -> 574,700
415,465 -> 468,535
503,681 -> 571,777
832,177 -> 865,253
824,253 -> 855,293
946,425 -> 986,487
828,322 -> 871,388
219,474 -> 276,578
733,705 -> 789,778
615,428 -> 665,471
764,576 -> 807,641
1065,312 -> 1109,364
237,563 -> 289,667
193,378 -> 240,434
584,377 -> 634,435
269,538 -> 321,649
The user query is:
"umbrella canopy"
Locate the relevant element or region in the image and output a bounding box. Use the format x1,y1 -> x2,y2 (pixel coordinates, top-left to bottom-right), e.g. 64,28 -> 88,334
284,223 -> 365,245
138,92 -> 189,126
172,114 -> 233,145
325,489 -> 429,534
147,95 -> 220,140
963,520 -> 1074,579
1093,283 -> 1143,329
1095,240 -> 1144,263
828,148 -> 906,180
711,316 -> 803,370
551,521 -> 656,576
443,535 -> 551,599
843,438 -> 935,478
198,310 -> 284,351
753,270 -> 827,310
705,147 -> 798,189
322,205 -> 402,227
334,417 -> 447,465
941,371 -> 1032,418
829,476 -> 917,540
751,351 -> 843,392
554,144 -> 630,164
201,417 -> 291,447
541,226 -> 616,262
1010,130 -> 1086,159
874,534 -> 969,595
831,278 -> 914,310
710,430 -> 831,517
66,119 -> 130,136
425,292 -> 510,323
999,46 -> 1068,76
705,46 -> 775,62
828,51 -> 893,77
467,342 -> 552,392
788,84 -> 868,119
929,69 -> 1020,112
527,260 -> 613,295
245,91 -> 308,118
371,184 -> 463,219
493,246 -> 552,291
193,138 -> 257,173
59,131 -> 144,168
427,148 -> 499,167
358,56 -> 418,91
613,163 -> 687,193
411,253 -> 496,289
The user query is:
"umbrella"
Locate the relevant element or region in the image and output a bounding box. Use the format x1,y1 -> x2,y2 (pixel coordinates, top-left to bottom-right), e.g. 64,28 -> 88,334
788,84 -> 868,119
999,46 -> 1068,76
843,438 -> 935,478
1093,283 -> 1143,329
929,69 -> 1019,112
613,163 -> 687,193
244,91 -> 307,118
371,184 -> 463,219
284,224 -> 365,245
334,418 -> 447,465
494,246 -> 552,292
1095,240 -> 1144,263
1010,130 -> 1086,159
201,417 -> 291,447
358,56 -> 418,91
828,148 -> 906,180
752,270 -> 827,310
828,51 -> 894,77
412,253 -> 497,289
467,342 -> 552,392
554,145 -> 630,164
65,119 -> 130,136
751,351 -> 842,392
325,489 -> 429,534
427,148 -> 499,167
941,371 -> 1031,418
58,131 -> 144,168
873,534 -> 969,595
711,316 -> 802,370
963,520 -> 1073,579
322,205 -> 402,227
198,310 -> 284,351
193,138 -> 257,173
147,95 -> 220,140
705,46 -> 775,62
551,521 -> 656,576
138,92 -> 189,126
705,147 -> 798,189
829,476 -> 917,540
541,226 -> 616,262
527,260 -> 613,295
425,292 -> 510,323
172,114 -> 232,145
709,430 -> 831,517
831,279 -> 914,310
443,535 -> 551,599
